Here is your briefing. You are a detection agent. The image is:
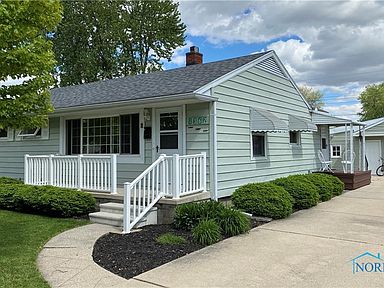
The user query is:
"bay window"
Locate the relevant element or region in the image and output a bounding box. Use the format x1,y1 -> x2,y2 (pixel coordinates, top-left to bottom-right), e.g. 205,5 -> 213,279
66,114 -> 140,155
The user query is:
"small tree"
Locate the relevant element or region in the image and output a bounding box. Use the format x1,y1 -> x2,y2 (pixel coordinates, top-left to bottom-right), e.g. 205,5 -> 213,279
0,0 -> 62,129
359,83 -> 384,121
299,85 -> 324,110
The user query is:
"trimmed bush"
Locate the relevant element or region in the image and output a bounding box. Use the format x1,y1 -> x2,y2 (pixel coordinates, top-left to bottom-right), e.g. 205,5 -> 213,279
301,174 -> 333,201
317,173 -> 345,196
192,219 -> 222,246
174,201 -> 225,231
217,208 -> 250,237
273,176 -> 320,209
0,184 -> 96,217
0,177 -> 23,185
156,233 -> 187,245
232,182 -> 293,219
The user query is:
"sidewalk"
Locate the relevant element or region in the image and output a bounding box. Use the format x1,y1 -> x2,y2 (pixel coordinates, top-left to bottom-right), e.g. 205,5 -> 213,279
38,177 -> 384,287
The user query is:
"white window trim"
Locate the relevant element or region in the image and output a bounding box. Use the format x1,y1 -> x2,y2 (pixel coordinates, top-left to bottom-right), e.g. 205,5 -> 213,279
0,128 -> 14,142
18,127 -> 41,137
63,110 -> 145,164
289,131 -> 301,146
331,145 -> 342,158
15,123 -> 49,141
250,131 -> 268,160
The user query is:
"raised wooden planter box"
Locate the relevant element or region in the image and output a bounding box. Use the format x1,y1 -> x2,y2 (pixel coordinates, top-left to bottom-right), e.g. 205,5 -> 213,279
322,170 -> 372,190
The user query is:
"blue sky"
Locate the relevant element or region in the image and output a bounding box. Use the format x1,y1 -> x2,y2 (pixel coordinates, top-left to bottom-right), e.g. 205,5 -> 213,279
162,0 -> 384,121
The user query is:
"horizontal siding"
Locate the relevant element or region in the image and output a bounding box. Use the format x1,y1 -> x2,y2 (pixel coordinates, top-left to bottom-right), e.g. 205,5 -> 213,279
186,103 -> 211,190
365,122 -> 384,136
214,66 -> 318,198
0,117 -> 60,180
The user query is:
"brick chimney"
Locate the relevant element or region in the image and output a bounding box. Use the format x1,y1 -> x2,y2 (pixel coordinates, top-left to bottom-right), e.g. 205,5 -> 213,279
186,46 -> 203,66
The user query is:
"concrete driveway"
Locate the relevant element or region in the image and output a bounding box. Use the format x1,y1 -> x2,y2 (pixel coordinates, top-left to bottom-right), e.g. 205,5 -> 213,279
132,177 -> 384,288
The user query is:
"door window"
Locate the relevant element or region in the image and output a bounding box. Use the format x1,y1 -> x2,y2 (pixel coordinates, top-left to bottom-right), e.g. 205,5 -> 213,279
159,112 -> 178,149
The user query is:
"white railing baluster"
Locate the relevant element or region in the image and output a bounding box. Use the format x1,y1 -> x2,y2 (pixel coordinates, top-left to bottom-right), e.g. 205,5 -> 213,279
23,154 -> 117,194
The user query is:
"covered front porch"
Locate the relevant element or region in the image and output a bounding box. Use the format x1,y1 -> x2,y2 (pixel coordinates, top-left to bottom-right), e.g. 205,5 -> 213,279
312,110 -> 371,189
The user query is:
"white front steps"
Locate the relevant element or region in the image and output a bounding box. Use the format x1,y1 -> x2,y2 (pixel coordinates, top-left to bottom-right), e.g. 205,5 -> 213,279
89,202 -> 158,228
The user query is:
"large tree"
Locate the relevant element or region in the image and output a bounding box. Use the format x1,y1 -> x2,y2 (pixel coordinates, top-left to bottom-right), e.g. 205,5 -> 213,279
54,0 -> 186,87
0,0 -> 62,129
358,83 -> 384,121
298,85 -> 324,110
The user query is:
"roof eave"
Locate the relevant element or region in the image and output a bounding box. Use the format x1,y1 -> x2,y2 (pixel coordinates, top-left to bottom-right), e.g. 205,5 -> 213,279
51,92 -> 217,115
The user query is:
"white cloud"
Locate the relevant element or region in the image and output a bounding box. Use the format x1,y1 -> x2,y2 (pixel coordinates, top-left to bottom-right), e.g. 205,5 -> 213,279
179,0 -> 384,119
324,103 -> 362,121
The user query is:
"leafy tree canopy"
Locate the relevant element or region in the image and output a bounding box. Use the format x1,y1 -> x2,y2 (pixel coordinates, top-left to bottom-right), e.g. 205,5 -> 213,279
359,83 -> 384,121
54,0 -> 186,87
0,0 -> 62,129
298,85 -> 324,110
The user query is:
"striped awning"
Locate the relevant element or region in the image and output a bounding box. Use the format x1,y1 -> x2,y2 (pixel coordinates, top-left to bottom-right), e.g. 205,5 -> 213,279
250,107 -> 288,132
289,115 -> 318,132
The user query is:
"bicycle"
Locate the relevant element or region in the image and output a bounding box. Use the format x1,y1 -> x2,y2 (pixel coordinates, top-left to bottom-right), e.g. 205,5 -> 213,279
376,157 -> 384,176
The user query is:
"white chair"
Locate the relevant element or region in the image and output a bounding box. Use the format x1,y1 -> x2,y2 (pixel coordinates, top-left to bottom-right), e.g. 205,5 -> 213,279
341,151 -> 356,173
318,150 -> 332,172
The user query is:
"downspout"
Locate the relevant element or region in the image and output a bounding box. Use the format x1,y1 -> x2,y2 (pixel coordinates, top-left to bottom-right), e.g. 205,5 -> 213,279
210,98 -> 218,201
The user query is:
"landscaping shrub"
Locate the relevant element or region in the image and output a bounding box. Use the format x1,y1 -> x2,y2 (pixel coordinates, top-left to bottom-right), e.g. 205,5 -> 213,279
192,219 -> 222,246
217,208 -> 251,237
318,173 -> 345,196
0,184 -> 96,217
156,233 -> 187,245
301,174 -> 333,201
174,201 -> 225,231
232,182 -> 293,219
0,177 -> 23,185
273,176 -> 320,210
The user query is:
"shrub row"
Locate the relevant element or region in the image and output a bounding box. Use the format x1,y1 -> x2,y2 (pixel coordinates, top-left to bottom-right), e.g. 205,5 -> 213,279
232,173 -> 344,219
174,201 -> 250,245
0,181 -> 96,217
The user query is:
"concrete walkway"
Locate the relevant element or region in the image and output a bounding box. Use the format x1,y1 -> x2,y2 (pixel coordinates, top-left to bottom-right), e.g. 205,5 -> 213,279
39,177 -> 384,287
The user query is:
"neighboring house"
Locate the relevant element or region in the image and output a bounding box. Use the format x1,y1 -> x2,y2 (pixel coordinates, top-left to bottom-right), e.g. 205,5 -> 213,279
331,116 -> 384,174
0,47 -> 367,231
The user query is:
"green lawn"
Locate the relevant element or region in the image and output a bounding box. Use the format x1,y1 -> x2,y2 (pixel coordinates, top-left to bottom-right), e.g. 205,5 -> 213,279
0,209 -> 89,288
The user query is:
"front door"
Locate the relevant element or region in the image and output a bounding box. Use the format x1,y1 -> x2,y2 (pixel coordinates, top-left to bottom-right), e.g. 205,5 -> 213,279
366,140 -> 382,174
320,125 -> 330,161
155,107 -> 183,156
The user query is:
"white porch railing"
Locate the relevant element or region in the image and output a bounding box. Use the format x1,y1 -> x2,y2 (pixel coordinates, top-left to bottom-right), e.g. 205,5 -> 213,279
24,154 -> 117,193
123,152 -> 206,233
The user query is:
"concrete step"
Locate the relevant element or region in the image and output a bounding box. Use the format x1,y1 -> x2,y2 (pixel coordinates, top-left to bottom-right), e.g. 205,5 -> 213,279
90,202 -> 158,229
89,211 -> 123,227
99,202 -> 124,214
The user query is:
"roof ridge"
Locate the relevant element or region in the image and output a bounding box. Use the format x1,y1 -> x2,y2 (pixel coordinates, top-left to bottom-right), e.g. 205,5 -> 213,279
52,51 -> 270,92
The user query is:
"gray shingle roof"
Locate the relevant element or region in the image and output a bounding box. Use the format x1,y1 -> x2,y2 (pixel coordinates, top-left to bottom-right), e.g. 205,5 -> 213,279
51,52 -> 269,109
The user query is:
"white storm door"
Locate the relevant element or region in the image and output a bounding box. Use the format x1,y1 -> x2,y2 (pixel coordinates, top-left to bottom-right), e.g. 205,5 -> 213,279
155,108 -> 182,156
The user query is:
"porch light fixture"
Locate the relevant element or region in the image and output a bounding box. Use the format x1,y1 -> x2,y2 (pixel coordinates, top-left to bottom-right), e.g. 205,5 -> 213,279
144,109 -> 151,121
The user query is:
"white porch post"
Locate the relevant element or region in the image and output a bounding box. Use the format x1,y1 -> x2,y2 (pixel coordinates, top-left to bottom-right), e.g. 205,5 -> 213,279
77,155 -> 83,190
123,182 -> 131,233
172,154 -> 180,198
48,154 -> 54,185
350,123 -> 354,173
362,126 -> 366,171
24,154 -> 29,184
111,154 -> 117,194
202,152 -> 207,192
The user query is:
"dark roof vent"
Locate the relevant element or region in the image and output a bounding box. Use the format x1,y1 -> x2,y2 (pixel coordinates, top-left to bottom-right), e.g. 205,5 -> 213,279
186,46 -> 203,66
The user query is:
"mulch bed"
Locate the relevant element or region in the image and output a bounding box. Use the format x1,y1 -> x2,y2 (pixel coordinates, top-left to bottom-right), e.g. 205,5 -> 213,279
92,219 -> 266,280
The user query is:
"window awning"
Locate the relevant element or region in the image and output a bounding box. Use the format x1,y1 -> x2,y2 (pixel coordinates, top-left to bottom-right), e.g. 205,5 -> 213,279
250,107 -> 288,132
289,115 -> 318,132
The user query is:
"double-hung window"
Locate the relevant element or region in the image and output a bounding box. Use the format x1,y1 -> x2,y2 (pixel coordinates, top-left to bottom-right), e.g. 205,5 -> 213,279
252,132 -> 266,158
66,114 -> 140,155
331,145 -> 341,158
